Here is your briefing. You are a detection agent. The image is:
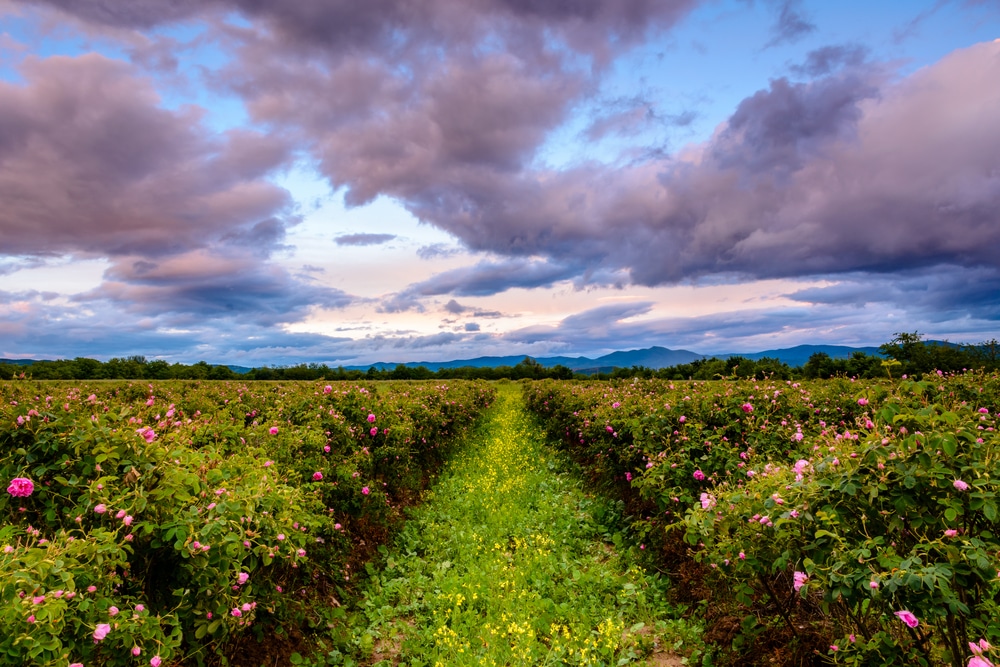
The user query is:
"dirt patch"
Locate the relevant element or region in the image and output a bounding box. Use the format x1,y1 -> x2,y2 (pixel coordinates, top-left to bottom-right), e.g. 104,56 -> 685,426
647,652 -> 686,666
366,618 -> 415,666
221,623 -> 308,667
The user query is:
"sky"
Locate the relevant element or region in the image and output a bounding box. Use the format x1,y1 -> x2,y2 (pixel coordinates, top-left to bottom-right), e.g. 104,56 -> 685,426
1,0 -> 999,367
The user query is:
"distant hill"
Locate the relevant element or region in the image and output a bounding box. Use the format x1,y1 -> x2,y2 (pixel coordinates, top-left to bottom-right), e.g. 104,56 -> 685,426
346,346 -> 703,373
0,358 -> 36,366
340,344 -> 879,373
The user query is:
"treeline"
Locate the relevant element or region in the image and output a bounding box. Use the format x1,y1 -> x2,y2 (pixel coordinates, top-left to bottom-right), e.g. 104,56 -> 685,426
2,333 -> 998,382
0,355 -> 575,382
594,332 -> 1000,380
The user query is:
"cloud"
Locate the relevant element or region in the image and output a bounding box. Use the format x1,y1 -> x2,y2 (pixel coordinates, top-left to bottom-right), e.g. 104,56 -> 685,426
791,44 -> 868,77
506,302 -> 655,345
443,299 -> 467,314
765,0 -> 816,48
378,41 -> 1000,299
334,233 -> 396,246
5,1 -> 1000,363
382,259 -> 580,313
494,272 -> 998,356
464,322 -> 481,332
391,331 -> 463,350
82,250 -> 356,326
22,0 -> 700,61
787,266 -> 1000,322
0,53 -> 294,260
584,98 -> 659,141
417,243 -> 462,260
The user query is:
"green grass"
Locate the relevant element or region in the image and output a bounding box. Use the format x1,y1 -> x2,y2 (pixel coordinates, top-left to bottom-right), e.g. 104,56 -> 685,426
310,383 -> 705,666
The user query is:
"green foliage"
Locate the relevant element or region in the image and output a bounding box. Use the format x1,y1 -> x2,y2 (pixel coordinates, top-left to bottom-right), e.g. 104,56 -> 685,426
336,385 -> 705,666
0,379 -> 494,665
524,372 -> 1000,665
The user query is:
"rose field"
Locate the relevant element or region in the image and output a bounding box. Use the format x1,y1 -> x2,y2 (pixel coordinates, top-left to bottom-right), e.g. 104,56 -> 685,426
2,372 -> 1000,666
524,371 -> 1000,666
0,379 -> 494,666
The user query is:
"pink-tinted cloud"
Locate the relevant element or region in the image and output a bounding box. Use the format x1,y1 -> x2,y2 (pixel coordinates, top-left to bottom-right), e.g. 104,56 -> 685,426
5,0 -> 1000,360
395,41 -> 1000,292
0,53 -> 293,259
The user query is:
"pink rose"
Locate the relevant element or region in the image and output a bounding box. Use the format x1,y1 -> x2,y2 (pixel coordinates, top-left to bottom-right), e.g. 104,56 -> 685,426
94,623 -> 111,640
6,477 -> 33,498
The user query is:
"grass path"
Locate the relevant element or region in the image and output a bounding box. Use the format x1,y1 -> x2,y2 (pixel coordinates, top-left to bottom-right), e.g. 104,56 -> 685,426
326,384 -> 703,666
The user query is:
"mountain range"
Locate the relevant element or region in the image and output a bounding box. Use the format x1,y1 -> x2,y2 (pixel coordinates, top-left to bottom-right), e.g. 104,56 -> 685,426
345,344 -> 883,373
1,344 -> 885,374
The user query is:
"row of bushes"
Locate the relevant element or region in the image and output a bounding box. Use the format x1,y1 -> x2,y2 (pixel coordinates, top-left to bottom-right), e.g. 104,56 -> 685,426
0,379 -> 494,666
523,373 -> 1000,666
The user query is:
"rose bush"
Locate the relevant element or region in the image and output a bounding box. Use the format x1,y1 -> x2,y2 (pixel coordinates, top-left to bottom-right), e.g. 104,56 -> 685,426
525,372 -> 1000,665
1,379 -> 493,666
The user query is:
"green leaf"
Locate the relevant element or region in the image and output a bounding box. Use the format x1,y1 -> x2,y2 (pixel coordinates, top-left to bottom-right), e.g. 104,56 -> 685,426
941,434 -> 957,457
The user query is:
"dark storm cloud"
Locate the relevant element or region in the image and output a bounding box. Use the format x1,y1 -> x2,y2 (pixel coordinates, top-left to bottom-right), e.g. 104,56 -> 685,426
334,233 -> 397,246
0,54 -> 294,259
